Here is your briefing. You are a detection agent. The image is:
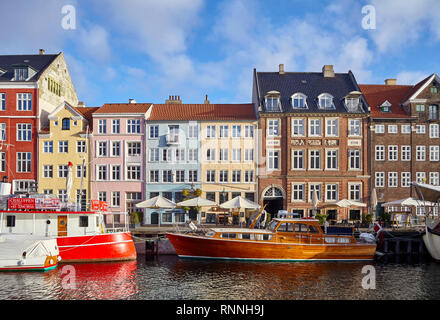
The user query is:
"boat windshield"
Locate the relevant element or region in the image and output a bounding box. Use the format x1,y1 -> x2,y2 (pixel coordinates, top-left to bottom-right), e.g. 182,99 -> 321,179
267,220 -> 278,231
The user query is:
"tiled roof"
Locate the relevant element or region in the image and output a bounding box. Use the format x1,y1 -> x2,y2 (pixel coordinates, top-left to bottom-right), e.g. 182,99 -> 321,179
94,103 -> 152,114
255,70 -> 369,114
74,107 -> 99,131
401,74 -> 434,102
148,103 -> 256,121
0,54 -> 59,82
359,84 -> 413,119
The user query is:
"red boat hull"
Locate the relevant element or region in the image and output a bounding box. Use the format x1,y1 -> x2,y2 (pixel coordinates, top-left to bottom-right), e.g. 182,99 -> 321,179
57,232 -> 137,263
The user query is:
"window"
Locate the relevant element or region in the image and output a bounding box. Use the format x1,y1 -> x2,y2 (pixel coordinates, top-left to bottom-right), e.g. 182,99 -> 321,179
326,149 -> 338,170
232,149 -> 241,162
58,190 -> 68,202
62,118 -> 70,130
149,125 -> 159,138
267,150 -> 280,170
348,149 -> 361,169
0,93 -> 5,110
77,141 -> 86,153
431,87 -> 438,94
206,125 -> 216,138
17,93 -> 32,111
232,170 -> 241,182
43,165 -> 53,178
375,145 -> 385,161
111,165 -> 121,180
149,170 -> 159,182
206,148 -> 216,161
266,96 -> 280,111
267,119 -> 280,137
244,125 -> 254,138
416,172 -> 426,183
401,172 -> 411,187
75,165 -> 86,178
430,146 -> 439,161
219,125 -> 228,138
15,67 -> 28,81
430,124 -> 439,138
162,149 -> 171,162
309,119 -> 321,136
375,124 -> 385,133
112,120 -> 120,134
318,93 -> 334,109
346,97 -> 360,111
430,172 -> 439,186
79,216 -> 89,228
244,170 -> 254,182
401,146 -> 411,161
16,152 -> 31,172
58,165 -> 68,178
163,170 -> 173,182
127,142 -> 141,156
127,119 -> 141,134
149,148 -> 159,162
17,123 -> 32,141
206,170 -> 215,182
416,104 -> 425,112
388,172 -> 398,187
309,184 -> 321,202
175,149 -> 185,162
292,150 -> 305,170
292,184 -> 305,201
0,152 -> 5,172
416,146 -> 426,161
97,165 -> 107,180
429,105 -> 439,120
219,170 -> 228,182
98,120 -> 106,134
127,165 -> 141,180
348,184 -> 361,201
326,184 -> 338,201
111,191 -> 120,207
416,125 -> 426,134
292,93 -> 307,109
43,141 -> 53,153
188,170 -> 198,182
97,141 -> 107,157
349,119 -> 361,136
188,148 -> 198,161
401,125 -> 411,134
232,125 -> 241,138
175,170 -> 185,183
188,124 -> 198,139
388,145 -> 398,161
219,148 -> 228,161
6,215 -> 15,227
206,192 -> 216,202
292,118 -> 305,136
388,125 -> 398,134
309,150 -> 321,170
326,118 -> 338,137
375,172 -> 385,188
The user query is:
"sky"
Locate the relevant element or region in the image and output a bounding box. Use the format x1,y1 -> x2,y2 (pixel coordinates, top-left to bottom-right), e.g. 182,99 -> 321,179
1,0 -> 439,107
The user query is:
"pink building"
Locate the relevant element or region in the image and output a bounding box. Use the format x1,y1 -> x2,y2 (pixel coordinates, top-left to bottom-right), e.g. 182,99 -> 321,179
91,102 -> 152,223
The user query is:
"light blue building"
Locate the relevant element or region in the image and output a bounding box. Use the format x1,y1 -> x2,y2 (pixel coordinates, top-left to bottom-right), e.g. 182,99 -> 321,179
144,103 -> 202,225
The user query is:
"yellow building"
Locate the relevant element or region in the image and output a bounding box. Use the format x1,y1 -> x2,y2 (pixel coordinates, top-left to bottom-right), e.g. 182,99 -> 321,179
38,101 -> 98,209
200,104 -> 258,224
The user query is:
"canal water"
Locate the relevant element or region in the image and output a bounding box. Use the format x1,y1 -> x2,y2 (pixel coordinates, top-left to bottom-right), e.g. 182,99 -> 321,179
0,255 -> 439,300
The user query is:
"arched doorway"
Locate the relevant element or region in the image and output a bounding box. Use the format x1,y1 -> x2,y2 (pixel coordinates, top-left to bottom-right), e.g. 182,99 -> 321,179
262,186 -> 285,218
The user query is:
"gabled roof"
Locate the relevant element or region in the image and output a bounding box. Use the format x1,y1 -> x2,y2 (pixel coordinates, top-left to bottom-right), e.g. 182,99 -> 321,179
254,69 -> 369,114
93,103 -> 152,114
359,84 -> 413,119
148,103 -> 256,121
0,53 -> 59,82
401,73 -> 438,102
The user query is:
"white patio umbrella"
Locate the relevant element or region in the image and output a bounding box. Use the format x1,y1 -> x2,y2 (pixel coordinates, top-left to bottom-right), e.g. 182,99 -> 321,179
177,196 -> 217,224
136,195 -> 176,227
220,196 -> 260,226
312,189 -> 319,217
370,188 -> 378,218
66,161 -> 73,203
382,197 -> 433,207
322,199 -> 366,221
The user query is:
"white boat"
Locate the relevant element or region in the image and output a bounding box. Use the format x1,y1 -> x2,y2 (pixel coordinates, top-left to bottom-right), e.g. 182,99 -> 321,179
0,234 -> 60,271
412,182 -> 440,261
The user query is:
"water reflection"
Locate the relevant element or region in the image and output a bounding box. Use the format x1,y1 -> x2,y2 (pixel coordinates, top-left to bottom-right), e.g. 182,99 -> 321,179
0,256 -> 439,300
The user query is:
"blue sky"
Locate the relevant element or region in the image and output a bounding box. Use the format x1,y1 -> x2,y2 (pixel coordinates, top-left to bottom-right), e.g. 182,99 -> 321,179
1,0 -> 440,107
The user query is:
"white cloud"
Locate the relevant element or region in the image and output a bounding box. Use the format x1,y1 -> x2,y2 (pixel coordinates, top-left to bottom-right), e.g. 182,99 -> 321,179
395,71 -> 430,85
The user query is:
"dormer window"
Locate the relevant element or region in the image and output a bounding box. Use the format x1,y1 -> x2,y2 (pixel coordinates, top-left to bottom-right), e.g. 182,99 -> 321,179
318,93 -> 334,109
291,93 -> 307,109
14,67 -> 28,81
265,91 -> 281,112
379,100 -> 392,113
344,91 -> 363,113
62,118 -> 70,130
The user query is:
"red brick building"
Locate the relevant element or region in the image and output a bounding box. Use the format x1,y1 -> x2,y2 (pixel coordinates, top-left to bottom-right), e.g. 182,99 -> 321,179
0,51 -> 78,192
360,74 -> 440,217
252,65 -> 370,222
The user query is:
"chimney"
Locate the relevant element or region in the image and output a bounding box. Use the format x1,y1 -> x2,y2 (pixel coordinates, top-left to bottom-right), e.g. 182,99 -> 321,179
204,94 -> 210,104
279,64 -> 285,75
165,95 -> 182,104
77,101 -> 85,108
39,49 -> 45,55
129,98 -> 136,104
322,65 -> 335,78
385,79 -> 397,85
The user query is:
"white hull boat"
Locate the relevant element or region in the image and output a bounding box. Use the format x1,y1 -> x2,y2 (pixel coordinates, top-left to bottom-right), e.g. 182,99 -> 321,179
0,234 -> 60,271
422,223 -> 440,261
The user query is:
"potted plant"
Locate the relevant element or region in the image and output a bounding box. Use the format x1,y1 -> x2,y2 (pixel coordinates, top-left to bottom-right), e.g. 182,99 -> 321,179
315,213 -> 328,225
129,211 -> 143,229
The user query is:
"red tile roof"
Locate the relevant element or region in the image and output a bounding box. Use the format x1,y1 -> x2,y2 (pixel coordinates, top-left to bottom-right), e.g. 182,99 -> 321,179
94,103 -> 152,114
359,84 -> 413,118
149,103 -> 256,121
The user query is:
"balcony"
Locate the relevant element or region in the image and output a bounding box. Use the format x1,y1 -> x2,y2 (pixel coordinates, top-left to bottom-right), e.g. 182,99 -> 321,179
166,133 -> 179,145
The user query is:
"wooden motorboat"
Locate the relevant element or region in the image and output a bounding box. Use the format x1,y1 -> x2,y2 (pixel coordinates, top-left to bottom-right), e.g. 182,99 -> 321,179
166,218 -> 377,261
0,234 -> 60,271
